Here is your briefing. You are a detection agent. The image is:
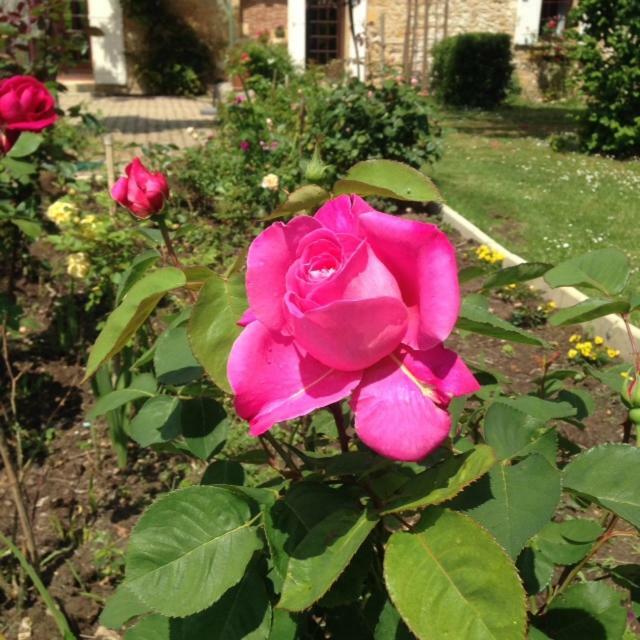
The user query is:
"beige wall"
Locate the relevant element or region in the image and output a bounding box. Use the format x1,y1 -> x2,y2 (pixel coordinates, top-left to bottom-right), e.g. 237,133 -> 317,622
366,0 -> 519,77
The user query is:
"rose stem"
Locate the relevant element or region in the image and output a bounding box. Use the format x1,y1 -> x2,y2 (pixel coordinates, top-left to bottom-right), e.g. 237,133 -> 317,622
329,403 -> 349,453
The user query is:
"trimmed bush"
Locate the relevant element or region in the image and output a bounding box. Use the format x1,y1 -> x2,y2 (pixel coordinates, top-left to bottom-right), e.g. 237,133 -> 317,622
570,0 -> 640,157
431,33 -> 513,108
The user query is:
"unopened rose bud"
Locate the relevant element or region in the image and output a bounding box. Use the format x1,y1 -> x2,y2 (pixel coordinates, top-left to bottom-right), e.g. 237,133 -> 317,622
110,157 -> 170,219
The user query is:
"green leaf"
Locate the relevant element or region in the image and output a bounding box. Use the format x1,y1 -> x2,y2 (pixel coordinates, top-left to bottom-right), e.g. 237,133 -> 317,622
85,267 -> 186,381
128,396 -> 182,447
384,508 -> 526,640
124,614 -> 170,639
374,599 -> 413,640
278,509 -> 377,611
495,395 -> 577,422
170,563 -> 272,639
482,262 -> 552,290
534,519 -> 603,566
457,295 -> 545,346
153,326 -> 203,385
269,610 -> 299,639
99,583 -> 149,629
189,273 -> 246,393
517,546 -> 555,594
544,248 -> 630,295
549,298 -> 630,326
11,218 -> 42,239
125,486 -> 262,618
88,387 -> 156,420
333,159 -> 441,202
267,184 -> 329,219
380,445 -> 495,514
115,250 -> 160,305
7,132 -> 43,158
484,401 -> 562,464
2,157 -> 36,179
181,397 -> 229,460
201,460 -> 245,486
563,444 -> 640,528
540,582 -> 627,640
458,265 -> 488,284
451,454 -> 561,558
264,482 -> 356,585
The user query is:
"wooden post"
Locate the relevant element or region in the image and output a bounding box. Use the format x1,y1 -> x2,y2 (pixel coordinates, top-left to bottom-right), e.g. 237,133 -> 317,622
421,0 -> 430,89
379,12 -> 386,74
103,134 -> 116,219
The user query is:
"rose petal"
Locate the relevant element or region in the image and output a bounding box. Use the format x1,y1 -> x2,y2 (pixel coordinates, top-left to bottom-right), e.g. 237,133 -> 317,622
351,353 -> 452,461
227,321 -> 361,436
359,211 -> 459,349
110,177 -> 129,207
246,216 -> 321,331
237,308 -> 257,327
285,294 -> 408,370
403,344 -> 480,400
314,194 -> 370,236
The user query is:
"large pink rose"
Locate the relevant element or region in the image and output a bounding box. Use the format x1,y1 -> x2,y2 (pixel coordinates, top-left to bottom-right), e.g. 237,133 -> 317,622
0,75 -> 58,133
228,195 -> 479,461
111,157 -> 170,219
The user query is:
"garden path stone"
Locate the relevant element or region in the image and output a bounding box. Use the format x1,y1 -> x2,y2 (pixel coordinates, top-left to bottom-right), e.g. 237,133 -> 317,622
59,93 -> 216,150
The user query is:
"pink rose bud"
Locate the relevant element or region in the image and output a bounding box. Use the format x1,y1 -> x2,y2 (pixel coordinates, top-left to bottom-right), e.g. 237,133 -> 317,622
110,157 -> 170,219
227,195 -> 479,462
0,75 -> 58,135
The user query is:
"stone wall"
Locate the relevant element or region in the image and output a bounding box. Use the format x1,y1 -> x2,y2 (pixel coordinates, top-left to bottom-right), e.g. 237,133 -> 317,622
241,0 -> 288,39
366,0 -> 519,78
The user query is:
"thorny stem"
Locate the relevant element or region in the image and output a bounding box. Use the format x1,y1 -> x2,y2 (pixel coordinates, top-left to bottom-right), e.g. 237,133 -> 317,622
0,428 -> 38,568
544,514 -> 634,611
329,403 -> 349,453
0,323 -> 38,566
157,216 -> 181,268
262,432 -> 302,479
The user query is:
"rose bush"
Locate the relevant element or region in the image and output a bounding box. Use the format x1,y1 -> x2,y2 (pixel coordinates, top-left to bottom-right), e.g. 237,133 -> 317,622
111,157 -> 170,218
228,195 -> 479,460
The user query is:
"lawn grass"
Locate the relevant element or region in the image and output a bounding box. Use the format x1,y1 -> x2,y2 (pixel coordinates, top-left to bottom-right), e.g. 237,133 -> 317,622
426,99 -> 640,284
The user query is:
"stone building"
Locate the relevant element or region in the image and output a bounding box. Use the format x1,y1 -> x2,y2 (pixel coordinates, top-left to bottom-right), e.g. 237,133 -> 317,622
240,0 -> 574,91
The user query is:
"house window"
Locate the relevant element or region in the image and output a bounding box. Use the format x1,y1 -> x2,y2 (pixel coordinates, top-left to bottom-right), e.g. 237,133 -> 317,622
306,0 -> 343,65
539,0 -> 573,35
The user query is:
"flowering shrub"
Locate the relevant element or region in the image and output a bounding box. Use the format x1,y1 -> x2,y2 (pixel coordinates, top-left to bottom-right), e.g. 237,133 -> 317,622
85,158 -> 640,640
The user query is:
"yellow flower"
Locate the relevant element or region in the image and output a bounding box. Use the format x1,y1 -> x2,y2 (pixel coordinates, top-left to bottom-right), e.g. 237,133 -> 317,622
67,252 -> 90,279
79,214 -> 99,237
594,336 -> 604,345
569,334 -> 580,343
607,348 -> 620,359
546,301 -> 557,310
475,244 -> 504,265
576,341 -> 594,357
621,371 -> 631,379
567,349 -> 578,359
261,173 -> 279,191
46,200 -> 78,226
506,283 -> 517,290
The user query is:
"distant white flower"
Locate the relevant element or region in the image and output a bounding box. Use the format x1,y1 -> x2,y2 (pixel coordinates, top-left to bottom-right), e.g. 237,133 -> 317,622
261,173 -> 279,191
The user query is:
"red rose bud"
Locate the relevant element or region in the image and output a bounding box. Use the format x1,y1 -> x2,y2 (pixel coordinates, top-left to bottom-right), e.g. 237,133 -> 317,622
110,157 -> 170,219
0,129 -> 19,154
0,75 -> 58,134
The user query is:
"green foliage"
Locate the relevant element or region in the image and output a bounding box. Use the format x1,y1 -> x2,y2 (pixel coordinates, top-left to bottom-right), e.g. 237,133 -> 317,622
384,509 -> 527,640
570,0 -> 640,156
226,37 -> 294,91
431,33 -> 514,108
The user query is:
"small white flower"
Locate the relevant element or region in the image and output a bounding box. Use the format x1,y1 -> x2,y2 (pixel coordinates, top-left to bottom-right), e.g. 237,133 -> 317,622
261,173 -> 279,191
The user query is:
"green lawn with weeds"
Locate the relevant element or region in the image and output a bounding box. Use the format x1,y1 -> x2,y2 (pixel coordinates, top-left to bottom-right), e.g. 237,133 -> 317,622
427,99 -> 640,284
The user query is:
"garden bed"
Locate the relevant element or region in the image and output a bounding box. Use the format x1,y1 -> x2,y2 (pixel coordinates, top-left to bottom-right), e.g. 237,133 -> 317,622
0,223 -> 634,639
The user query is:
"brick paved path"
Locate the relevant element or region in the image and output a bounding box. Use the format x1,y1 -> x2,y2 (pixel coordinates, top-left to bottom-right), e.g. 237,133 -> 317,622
59,93 -> 216,148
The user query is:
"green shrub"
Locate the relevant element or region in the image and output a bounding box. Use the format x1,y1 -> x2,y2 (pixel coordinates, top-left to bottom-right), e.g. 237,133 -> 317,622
226,37 -> 294,93
431,33 -> 513,108
305,78 -> 441,179
570,0 -> 640,157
